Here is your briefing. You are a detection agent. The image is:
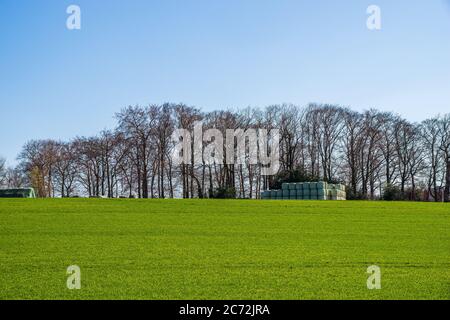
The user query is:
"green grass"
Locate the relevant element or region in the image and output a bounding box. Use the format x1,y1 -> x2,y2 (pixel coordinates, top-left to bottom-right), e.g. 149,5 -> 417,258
0,199 -> 449,300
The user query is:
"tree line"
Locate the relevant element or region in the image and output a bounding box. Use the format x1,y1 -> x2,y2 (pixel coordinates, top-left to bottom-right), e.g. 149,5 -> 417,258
1,103 -> 449,201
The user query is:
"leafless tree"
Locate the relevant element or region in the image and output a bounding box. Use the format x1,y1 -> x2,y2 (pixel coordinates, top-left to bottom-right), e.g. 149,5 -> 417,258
420,118 -> 442,201
116,106 -> 157,198
0,157 -> 6,187
341,110 -> 364,196
438,115 -> 450,202
53,142 -> 78,197
18,140 -> 59,197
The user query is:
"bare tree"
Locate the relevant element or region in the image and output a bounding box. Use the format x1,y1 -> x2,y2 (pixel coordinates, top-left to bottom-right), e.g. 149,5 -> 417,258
379,112 -> 400,185
116,106 -> 157,198
439,115 -> 450,202
54,142 -> 78,197
173,104 -> 203,198
394,120 -> 415,196
18,140 -> 59,197
420,118 -> 442,201
342,110 -> 363,197
0,157 -> 6,187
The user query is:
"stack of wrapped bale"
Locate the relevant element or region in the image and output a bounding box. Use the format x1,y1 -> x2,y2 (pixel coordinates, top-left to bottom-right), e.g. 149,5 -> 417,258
261,181 -> 346,200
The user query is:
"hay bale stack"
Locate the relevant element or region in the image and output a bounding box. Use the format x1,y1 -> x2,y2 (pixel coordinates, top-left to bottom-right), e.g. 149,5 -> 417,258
261,181 -> 346,201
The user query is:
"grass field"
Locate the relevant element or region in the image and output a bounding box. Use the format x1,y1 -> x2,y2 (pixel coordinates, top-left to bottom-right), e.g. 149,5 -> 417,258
0,199 -> 449,300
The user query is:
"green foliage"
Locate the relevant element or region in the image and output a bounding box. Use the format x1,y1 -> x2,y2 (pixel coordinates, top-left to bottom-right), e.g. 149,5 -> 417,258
346,189 -> 368,200
210,187 -> 236,199
383,183 -> 402,201
0,199 -> 449,300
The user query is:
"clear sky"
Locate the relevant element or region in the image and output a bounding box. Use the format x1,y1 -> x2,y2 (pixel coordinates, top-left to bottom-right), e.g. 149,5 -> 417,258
1,0 -> 449,165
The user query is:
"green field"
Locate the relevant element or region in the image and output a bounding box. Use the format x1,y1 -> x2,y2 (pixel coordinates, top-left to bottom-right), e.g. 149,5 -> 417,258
0,199 -> 449,300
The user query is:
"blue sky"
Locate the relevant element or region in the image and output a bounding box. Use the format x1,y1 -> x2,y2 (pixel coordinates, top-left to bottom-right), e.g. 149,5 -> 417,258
1,0 -> 449,165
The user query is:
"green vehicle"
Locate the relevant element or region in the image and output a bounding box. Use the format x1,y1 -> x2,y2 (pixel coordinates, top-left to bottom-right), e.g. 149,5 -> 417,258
0,188 -> 36,198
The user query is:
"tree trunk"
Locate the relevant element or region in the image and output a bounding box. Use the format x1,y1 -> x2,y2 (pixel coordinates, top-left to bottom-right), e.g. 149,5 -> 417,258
445,158 -> 450,202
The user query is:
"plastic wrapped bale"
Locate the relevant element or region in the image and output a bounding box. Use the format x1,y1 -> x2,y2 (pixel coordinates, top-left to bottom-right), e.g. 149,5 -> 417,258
317,194 -> 327,200
303,194 -> 311,200
290,189 -> 297,199
262,191 -> 270,200
289,183 -> 297,190
277,190 -> 283,200
317,188 -> 326,199
329,189 -> 338,200
303,188 -> 310,197
302,183 -> 310,191
270,190 -> 277,199
283,190 -> 290,198
310,182 -> 318,189
310,188 -> 318,197
296,183 -> 303,190
327,190 -> 332,200
317,181 -> 327,190
296,189 -> 303,200
282,183 -> 289,190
